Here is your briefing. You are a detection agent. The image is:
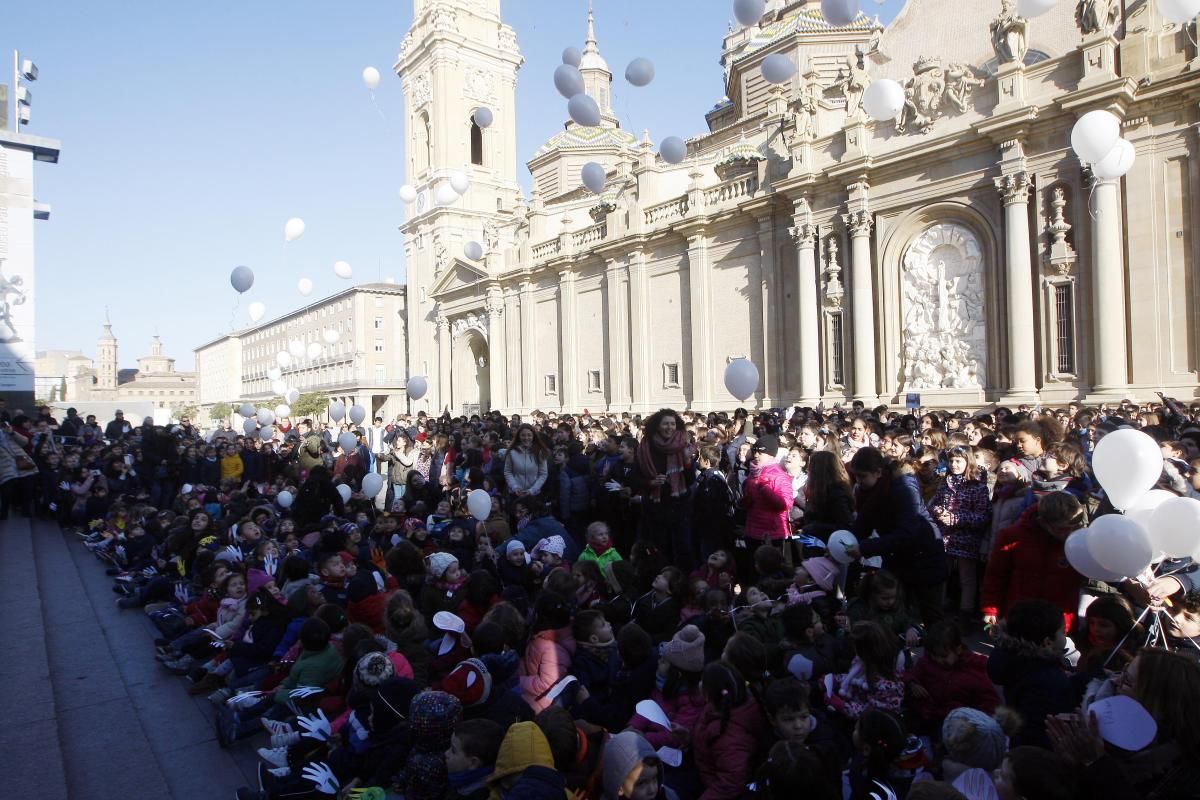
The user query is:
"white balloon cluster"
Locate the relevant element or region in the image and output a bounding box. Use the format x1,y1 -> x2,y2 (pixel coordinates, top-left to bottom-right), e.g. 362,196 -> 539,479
1071,110 -> 1136,180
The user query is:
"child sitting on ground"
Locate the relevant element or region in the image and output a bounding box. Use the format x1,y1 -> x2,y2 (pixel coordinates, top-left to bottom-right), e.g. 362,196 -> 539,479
906,621 -> 1000,732
762,677 -> 847,790
445,718 -> 505,800
824,621 -> 905,722
847,570 -> 923,648
577,521 -> 622,571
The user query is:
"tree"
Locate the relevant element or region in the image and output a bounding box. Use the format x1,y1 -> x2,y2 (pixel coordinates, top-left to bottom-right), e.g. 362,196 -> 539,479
209,402 -> 233,422
171,403 -> 201,422
292,392 -> 328,419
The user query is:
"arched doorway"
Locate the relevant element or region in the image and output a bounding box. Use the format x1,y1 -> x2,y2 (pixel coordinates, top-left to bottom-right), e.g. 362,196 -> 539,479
453,329 -> 490,416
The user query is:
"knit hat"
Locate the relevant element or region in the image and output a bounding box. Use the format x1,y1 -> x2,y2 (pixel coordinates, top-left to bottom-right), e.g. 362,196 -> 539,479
426,552 -> 459,579
441,658 -> 492,708
661,625 -> 706,673
602,731 -> 657,800
488,722 -> 555,784
751,435 -> 779,455
501,538 -> 529,564
942,708 -> 1007,772
355,651 -> 396,689
409,690 -> 462,750
532,535 -> 566,559
801,557 -> 839,592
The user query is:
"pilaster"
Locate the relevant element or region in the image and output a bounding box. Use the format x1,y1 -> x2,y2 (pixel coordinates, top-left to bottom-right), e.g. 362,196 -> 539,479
604,258 -> 631,411
559,268 -> 579,412
842,201 -> 877,402
994,168 -> 1038,401
789,196 -> 821,404
687,230 -> 715,410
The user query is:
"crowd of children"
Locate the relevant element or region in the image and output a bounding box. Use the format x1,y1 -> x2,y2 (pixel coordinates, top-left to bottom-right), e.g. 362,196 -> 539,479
15,396 -> 1200,799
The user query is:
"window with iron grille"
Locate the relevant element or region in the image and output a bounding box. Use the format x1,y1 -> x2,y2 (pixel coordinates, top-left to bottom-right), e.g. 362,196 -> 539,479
830,313 -> 845,386
1055,283 -> 1076,374
663,362 -> 680,388
587,369 -> 602,393
545,374 -> 557,395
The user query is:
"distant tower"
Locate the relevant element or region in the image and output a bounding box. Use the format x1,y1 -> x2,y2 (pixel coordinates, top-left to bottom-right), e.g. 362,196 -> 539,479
96,312 -> 118,391
578,2 -> 619,128
396,0 -> 523,412
150,334 -> 163,357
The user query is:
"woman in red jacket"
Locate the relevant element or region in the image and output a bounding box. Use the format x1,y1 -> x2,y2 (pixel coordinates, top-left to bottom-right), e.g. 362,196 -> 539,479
742,435 -> 793,553
980,491 -> 1087,632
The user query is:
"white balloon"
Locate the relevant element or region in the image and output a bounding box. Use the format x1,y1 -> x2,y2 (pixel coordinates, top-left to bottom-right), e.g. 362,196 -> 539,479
306,342 -> 322,359
625,58 -> 655,87
406,375 -> 428,401
230,266 -> 254,294
336,484 -> 352,503
267,367 -> 283,381
362,66 -> 381,91
435,183 -> 459,206
276,490 -> 294,509
828,530 -> 859,564
259,425 -> 275,442
323,328 -> 341,344
449,170 -> 470,195
349,404 -> 367,425
1150,496 -> 1200,558
820,0 -> 860,26
242,419 -> 257,436
1158,0 -> 1200,24
1087,514 -> 1154,578
1126,488 -> 1175,533
285,388 -> 300,405
581,161 -> 607,194
473,107 -> 493,128
1071,110 -> 1121,164
1092,428 -> 1163,510
338,431 -> 359,453
723,358 -> 760,401
568,93 -> 602,127
464,241 -> 484,261
362,472 -> 385,498
399,184 -> 417,204
238,403 -> 255,418
562,47 -> 582,67
467,488 -> 493,521
274,404 -> 291,419
554,64 -> 585,99
256,408 -> 275,426
297,277 -> 313,296
760,53 -> 797,85
1064,530 -> 1125,582
248,301 -> 266,322
329,401 -> 346,422
863,79 -> 906,122
734,0 -> 766,27
276,351 -> 291,368
1017,0 -> 1058,16
284,217 -> 306,242
1092,138 -> 1136,180
659,136 -> 687,164
334,260 -> 353,279
287,339 -> 304,359
271,380 -> 288,395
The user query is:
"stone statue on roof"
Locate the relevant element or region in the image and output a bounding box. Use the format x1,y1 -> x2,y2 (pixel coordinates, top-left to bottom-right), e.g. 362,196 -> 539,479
833,54 -> 871,118
1077,0 -> 1121,35
990,0 -> 1028,65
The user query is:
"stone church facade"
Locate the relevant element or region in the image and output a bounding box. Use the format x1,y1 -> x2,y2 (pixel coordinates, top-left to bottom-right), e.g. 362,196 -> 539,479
397,0 -> 1200,415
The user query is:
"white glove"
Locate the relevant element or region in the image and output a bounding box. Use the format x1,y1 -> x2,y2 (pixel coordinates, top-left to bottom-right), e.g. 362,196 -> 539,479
298,709 -> 332,741
301,763 -> 340,795
59,481 -> 70,491
174,583 -> 190,604
142,566 -> 157,577
115,545 -> 127,560
263,554 -> 278,576
226,691 -> 265,708
289,686 -> 324,699
604,480 -> 621,492
224,545 -> 244,562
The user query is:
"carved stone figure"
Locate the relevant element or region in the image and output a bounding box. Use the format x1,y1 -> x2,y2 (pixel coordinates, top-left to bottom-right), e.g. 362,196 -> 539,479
990,0 -> 1028,65
792,82 -> 816,138
896,57 -> 946,134
433,234 -> 449,276
900,223 -> 987,391
484,221 -> 500,252
944,63 -> 986,112
834,54 -> 871,117
1077,0 -> 1120,35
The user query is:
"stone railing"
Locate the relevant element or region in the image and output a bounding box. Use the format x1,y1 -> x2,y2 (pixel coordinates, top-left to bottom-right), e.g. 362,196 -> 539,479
643,195 -> 689,226
572,221 -> 607,249
531,239 -> 560,261
705,174 -> 758,207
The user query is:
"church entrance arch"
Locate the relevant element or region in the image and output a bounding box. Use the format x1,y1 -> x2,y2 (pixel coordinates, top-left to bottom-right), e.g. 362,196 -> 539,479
452,317 -> 490,416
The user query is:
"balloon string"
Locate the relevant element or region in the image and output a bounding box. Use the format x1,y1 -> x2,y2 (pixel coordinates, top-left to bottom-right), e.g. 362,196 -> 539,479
1087,180 -> 1100,222
229,296 -> 241,332
369,91 -> 388,125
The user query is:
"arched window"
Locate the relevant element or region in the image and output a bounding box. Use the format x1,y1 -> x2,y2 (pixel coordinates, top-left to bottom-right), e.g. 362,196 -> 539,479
470,116 -> 484,166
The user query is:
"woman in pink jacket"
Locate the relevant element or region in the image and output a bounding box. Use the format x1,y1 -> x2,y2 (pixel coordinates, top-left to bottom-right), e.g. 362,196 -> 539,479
519,593 -> 576,713
741,435 -> 794,546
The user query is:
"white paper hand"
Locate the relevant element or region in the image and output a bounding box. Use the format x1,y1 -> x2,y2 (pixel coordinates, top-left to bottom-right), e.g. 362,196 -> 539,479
605,480 -> 621,492
300,762 -> 340,795
289,686 -> 324,699
142,566 -> 157,577
263,554 -> 278,576
174,583 -> 190,604
224,545 -> 244,562
298,709 -> 332,741
226,691 -> 264,708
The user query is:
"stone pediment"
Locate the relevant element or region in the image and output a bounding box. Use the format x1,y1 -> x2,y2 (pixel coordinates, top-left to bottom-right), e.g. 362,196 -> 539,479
429,260 -> 490,299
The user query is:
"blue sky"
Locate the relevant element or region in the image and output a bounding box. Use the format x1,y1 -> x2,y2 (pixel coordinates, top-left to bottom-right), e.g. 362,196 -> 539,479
14,0 -> 903,370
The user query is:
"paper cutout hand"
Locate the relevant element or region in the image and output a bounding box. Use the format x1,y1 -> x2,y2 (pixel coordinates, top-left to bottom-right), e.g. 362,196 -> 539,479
298,709 -> 332,741
300,762 -> 339,795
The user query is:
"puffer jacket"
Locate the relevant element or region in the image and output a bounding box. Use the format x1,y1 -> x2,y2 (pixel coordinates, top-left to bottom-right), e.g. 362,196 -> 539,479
692,697 -> 766,800
742,461 -> 793,541
854,473 -> 947,588
504,447 -> 548,495
980,504 -> 1084,631
558,454 -> 592,519
986,631 -> 1076,748
519,627 -> 576,713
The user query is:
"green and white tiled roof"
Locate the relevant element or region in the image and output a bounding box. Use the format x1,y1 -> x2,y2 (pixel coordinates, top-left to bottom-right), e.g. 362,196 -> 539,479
536,125 -> 639,155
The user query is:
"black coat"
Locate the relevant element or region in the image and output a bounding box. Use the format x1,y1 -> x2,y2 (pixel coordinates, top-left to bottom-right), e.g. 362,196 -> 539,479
854,473 -> 947,588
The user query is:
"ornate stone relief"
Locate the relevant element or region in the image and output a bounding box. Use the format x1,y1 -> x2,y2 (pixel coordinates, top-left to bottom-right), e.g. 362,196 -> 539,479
900,223 -> 987,391
895,57 -> 986,134
1077,0 -> 1120,35
452,311 -> 489,341
433,234 -> 449,276
823,237 -> 845,307
990,0 -> 1029,65
464,68 -> 495,102
412,73 -> 432,109
1045,188 -> 1077,276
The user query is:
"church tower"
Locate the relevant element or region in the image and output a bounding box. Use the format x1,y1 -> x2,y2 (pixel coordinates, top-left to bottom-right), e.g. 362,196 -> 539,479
396,0 -> 523,413
578,4 -> 619,128
96,315 -> 117,391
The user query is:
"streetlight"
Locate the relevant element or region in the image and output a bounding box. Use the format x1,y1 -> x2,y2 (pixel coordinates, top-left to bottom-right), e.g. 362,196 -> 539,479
11,51 -> 38,130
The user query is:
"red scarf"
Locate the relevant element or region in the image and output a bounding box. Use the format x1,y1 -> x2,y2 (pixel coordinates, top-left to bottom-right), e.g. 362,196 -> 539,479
636,430 -> 691,500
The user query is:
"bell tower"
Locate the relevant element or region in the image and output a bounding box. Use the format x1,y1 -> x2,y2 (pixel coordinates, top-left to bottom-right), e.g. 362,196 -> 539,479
96,312 -> 117,391
396,0 -> 523,413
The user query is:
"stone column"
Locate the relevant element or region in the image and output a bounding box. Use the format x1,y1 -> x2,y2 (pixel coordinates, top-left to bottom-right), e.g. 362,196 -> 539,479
559,268 -> 579,412
486,290 -> 506,414
519,280 -> 536,412
604,258 -> 631,410
1090,176 -> 1129,391
757,218 -> 780,407
503,289 -> 520,410
843,210 -> 876,400
789,218 -> 821,403
628,248 -> 651,412
687,230 -> 714,410
994,171 -> 1037,397
436,315 -> 451,414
